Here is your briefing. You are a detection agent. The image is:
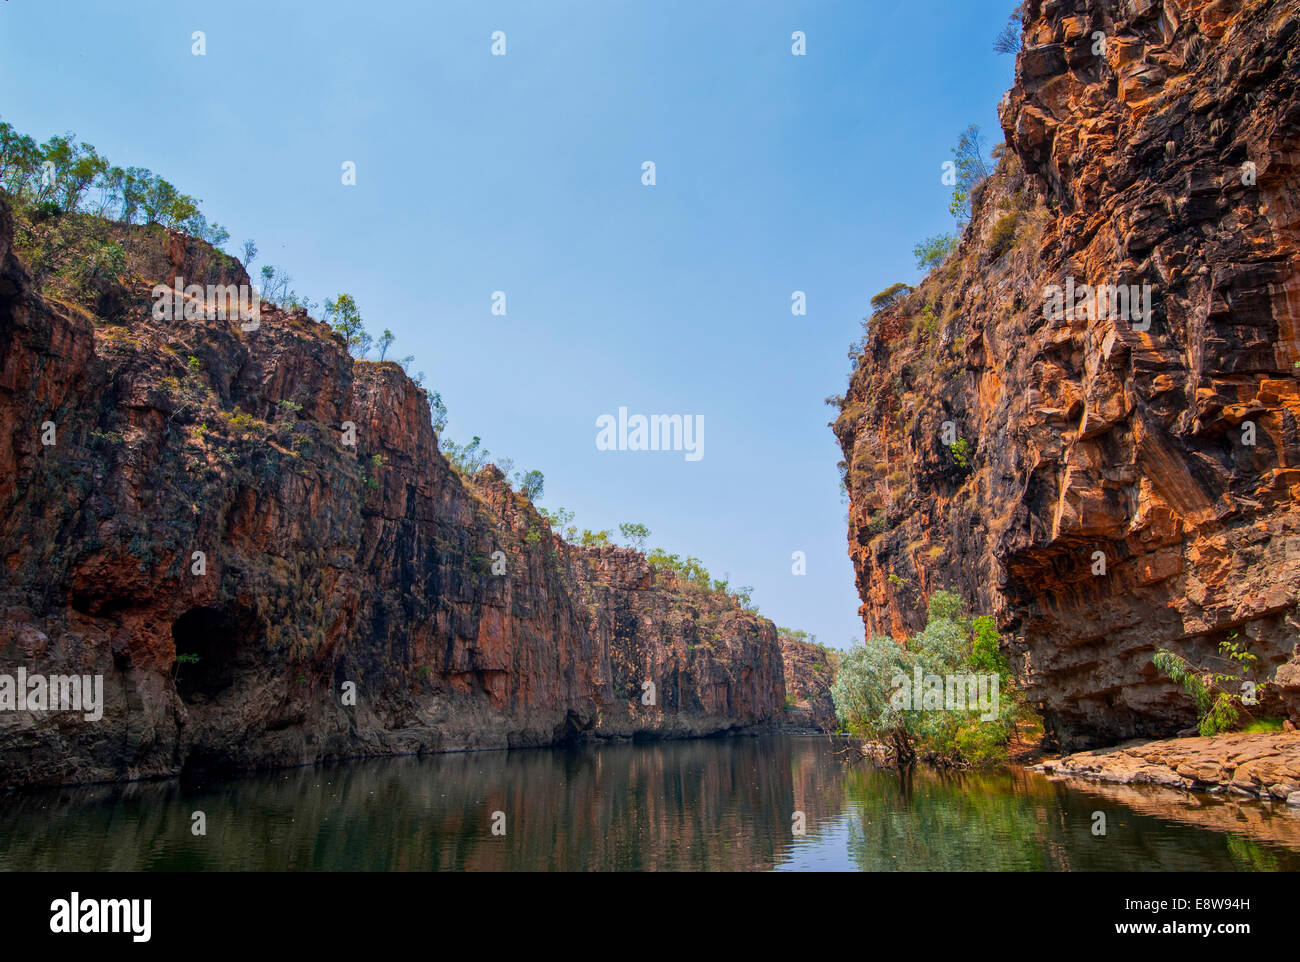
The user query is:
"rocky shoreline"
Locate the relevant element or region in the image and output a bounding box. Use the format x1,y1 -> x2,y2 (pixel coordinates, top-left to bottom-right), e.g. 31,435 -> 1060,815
1036,731 -> 1300,804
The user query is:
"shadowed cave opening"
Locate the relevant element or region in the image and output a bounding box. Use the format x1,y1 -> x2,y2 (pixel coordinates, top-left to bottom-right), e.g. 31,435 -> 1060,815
172,604 -> 256,703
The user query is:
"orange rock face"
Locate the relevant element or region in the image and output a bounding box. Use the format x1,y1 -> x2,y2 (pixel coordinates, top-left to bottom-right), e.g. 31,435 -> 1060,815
835,0 -> 1300,748
0,199 -> 788,787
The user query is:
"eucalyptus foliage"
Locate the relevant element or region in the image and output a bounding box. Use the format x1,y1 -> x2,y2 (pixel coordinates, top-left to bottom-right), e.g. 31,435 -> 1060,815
832,590 -> 1023,765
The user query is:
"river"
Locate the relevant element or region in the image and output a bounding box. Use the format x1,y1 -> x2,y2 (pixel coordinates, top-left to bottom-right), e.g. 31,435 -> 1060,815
2,735 -> 1297,871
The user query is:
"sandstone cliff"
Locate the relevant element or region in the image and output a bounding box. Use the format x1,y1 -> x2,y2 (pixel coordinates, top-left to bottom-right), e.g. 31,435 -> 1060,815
834,0 -> 1300,748
0,198 -> 789,787
778,634 -> 839,732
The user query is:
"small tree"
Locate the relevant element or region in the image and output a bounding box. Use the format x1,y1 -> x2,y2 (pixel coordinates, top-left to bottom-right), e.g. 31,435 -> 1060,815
913,234 -> 958,272
240,239 -> 257,268
993,3 -> 1025,55
618,522 -> 650,552
948,436 -> 973,469
377,329 -> 395,361
326,293 -> 370,355
832,634 -> 919,762
778,628 -> 818,646
39,135 -> 106,214
443,435 -> 492,474
0,122 -> 41,198
1153,637 -> 1272,736
870,282 -> 912,314
734,585 -> 757,612
831,589 -> 1022,766
645,549 -> 712,587
949,125 -> 993,226
428,390 -> 448,433
517,469 -> 544,502
163,355 -> 208,426
118,166 -> 151,223
538,506 -> 575,541
258,266 -> 301,306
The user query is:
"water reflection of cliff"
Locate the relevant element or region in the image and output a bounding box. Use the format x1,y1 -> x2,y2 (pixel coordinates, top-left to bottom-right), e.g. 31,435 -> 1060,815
0,736 -> 847,872
0,737 -> 1296,871
838,767 -> 1300,871
1036,774 -> 1300,870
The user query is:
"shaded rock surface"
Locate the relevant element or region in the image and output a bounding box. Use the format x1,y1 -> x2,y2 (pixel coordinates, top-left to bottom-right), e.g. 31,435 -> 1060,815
0,199 -> 794,787
834,0 -> 1300,748
777,635 -> 839,732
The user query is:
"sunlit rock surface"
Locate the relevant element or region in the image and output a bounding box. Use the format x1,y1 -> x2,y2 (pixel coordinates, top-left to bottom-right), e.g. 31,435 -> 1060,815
834,0 -> 1300,748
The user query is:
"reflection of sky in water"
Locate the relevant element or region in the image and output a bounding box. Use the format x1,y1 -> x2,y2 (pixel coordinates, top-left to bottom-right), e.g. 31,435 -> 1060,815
773,811 -> 859,872
0,736 -> 1296,872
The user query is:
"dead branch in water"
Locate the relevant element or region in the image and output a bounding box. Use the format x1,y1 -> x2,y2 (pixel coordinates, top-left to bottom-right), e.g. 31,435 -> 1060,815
833,739 -> 890,767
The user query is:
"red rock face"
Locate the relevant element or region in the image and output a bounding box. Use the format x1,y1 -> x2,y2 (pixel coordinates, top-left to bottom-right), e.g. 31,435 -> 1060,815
835,0 -> 1300,749
0,199 -> 788,787
777,636 -> 838,732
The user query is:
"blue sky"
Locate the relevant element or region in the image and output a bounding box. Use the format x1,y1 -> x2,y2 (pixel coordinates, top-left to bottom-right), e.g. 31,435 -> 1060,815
1,0 -> 1017,648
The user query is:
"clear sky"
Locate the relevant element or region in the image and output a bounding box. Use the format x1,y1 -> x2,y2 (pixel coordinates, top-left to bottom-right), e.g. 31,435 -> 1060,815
1,0 -> 1016,649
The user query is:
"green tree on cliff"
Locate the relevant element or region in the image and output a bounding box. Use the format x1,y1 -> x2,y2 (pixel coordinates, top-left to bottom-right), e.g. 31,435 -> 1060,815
948,125 -> 993,226
870,282 -> 912,315
0,117 -> 228,243
443,435 -> 491,474
993,3 -> 1025,55
913,234 -> 958,272
427,390 -> 448,433
516,469 -> 544,502
325,293 -> 371,356
618,522 -> 650,552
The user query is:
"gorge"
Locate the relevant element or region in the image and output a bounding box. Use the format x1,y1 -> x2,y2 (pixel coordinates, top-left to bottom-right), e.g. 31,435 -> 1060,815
0,198 -> 837,787
2,0 -> 1300,803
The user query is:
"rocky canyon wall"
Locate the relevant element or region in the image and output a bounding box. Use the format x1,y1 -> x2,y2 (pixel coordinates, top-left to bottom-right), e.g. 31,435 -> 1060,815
0,198 -> 789,787
835,0 -> 1300,748
778,635 -> 839,732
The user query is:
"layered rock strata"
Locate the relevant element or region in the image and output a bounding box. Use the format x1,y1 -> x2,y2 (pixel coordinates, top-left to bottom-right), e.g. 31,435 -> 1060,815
0,199 -> 788,786
835,0 -> 1300,747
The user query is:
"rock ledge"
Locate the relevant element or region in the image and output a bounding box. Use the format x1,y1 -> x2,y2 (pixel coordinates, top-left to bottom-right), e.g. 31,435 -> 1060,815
1037,731 -> 1300,803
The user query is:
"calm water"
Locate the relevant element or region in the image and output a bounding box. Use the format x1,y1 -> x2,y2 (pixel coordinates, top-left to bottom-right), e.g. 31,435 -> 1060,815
2,735 -> 1297,871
